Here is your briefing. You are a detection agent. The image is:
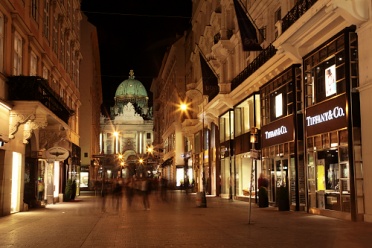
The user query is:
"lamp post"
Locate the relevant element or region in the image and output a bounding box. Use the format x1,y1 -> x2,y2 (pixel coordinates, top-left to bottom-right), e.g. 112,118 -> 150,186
249,127 -> 258,224
180,88 -> 207,207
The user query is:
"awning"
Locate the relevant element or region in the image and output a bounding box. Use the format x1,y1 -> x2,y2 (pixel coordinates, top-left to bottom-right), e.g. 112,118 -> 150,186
161,157 -> 173,168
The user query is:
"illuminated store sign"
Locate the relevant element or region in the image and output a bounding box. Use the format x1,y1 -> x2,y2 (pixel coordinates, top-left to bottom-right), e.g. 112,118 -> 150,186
265,126 -> 288,139
306,106 -> 345,127
305,95 -> 347,136
261,115 -> 294,147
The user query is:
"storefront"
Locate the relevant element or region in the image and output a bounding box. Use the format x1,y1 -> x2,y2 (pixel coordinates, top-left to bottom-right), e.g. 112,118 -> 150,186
260,65 -> 306,210
304,27 -> 364,221
219,94 -> 261,200
219,110 -> 234,199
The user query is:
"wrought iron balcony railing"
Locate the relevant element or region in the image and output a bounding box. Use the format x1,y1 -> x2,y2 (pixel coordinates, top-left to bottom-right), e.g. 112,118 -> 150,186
231,44 -> 277,90
7,76 -> 74,123
282,0 -> 317,33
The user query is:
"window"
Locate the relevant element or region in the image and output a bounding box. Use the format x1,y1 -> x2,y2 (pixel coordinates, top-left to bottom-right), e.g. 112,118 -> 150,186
304,30 -> 356,107
234,95 -> 257,136
275,8 -> 281,23
13,32 -> 23,75
42,66 -> 49,79
60,31 -> 65,65
31,0 -> 38,21
43,0 -> 50,39
60,88 -> 64,100
66,41 -> 70,74
30,51 -> 37,76
258,26 -> 266,44
325,64 -> 336,97
52,16 -> 58,54
76,67 -> 80,88
275,93 -> 283,117
0,13 -> 4,72
261,65 -> 301,124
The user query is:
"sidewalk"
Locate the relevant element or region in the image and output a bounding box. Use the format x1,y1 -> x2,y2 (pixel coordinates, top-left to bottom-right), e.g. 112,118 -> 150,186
1,191 -> 372,247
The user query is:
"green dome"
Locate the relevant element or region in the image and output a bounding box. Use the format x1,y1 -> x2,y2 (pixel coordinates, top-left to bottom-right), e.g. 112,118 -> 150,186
115,70 -> 148,97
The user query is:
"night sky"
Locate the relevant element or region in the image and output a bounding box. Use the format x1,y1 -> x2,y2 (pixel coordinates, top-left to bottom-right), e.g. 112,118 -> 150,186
80,0 -> 192,114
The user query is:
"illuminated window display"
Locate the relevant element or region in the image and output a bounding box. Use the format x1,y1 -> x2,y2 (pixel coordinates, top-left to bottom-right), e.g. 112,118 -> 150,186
304,28 -> 363,220
260,65 -> 305,209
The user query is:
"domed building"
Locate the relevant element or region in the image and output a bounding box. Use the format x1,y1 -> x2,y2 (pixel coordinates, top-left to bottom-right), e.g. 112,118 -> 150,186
98,70 -> 156,181
111,70 -> 151,120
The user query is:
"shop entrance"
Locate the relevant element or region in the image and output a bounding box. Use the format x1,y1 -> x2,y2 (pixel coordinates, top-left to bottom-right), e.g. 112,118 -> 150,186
270,158 -> 288,202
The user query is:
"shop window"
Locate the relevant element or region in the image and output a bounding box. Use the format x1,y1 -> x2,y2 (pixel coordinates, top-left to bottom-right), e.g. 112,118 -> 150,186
314,135 -> 322,150
339,130 -> 348,145
319,47 -> 328,61
307,137 -> 314,151
269,146 -> 275,157
260,65 -> 300,124
328,40 -> 336,55
322,133 -> 330,149
339,146 -> 348,162
270,87 -> 287,121
330,131 -> 338,147
304,29 -> 358,107
234,107 -> 242,136
289,142 -> 294,154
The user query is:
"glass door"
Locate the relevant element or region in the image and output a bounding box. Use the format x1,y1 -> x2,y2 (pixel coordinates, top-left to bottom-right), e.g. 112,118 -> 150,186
276,159 -> 288,187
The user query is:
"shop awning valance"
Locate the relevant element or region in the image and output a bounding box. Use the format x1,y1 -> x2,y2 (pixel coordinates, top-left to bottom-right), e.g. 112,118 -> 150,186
161,157 -> 173,168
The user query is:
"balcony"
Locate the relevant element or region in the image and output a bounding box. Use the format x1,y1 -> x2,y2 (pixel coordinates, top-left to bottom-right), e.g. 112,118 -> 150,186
282,0 -> 318,33
7,76 -> 74,123
231,44 -> 277,90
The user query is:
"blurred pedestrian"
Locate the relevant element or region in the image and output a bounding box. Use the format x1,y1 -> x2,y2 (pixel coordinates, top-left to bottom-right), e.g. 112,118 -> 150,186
125,177 -> 135,207
160,176 -> 168,201
184,177 -> 190,194
258,173 -> 269,188
141,178 -> 151,210
258,173 -> 269,208
112,182 -> 122,211
71,180 -> 77,200
101,183 -> 108,212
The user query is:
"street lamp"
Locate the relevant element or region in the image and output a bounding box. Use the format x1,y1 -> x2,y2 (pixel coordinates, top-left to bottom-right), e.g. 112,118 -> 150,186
249,127 -> 258,224
180,88 -> 207,208
117,154 -> 125,178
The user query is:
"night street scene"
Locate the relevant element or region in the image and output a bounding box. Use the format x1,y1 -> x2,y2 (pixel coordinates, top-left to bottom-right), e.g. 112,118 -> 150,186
2,0 -> 372,247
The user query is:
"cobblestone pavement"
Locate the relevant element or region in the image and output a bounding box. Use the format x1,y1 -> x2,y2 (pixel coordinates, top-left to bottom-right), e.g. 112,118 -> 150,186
1,190 -> 372,248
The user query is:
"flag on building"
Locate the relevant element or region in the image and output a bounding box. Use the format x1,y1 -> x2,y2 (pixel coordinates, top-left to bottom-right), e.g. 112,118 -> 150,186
233,0 -> 262,51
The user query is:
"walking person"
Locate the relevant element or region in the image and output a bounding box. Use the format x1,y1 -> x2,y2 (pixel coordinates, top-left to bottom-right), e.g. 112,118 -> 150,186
141,178 -> 151,210
101,183 -> 108,212
160,176 -> 168,202
112,182 -> 122,211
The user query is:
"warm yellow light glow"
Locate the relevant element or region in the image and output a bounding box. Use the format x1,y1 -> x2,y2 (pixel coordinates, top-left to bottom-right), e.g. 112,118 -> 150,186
54,161 -> 60,198
118,154 -> 123,160
139,158 -> 144,164
180,102 -> 188,111
114,131 -> 119,137
11,152 -> 21,213
147,146 -> 153,154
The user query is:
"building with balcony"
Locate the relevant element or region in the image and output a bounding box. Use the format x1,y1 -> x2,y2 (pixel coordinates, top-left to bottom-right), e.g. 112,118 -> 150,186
0,0 -> 82,215
156,0 -> 372,222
